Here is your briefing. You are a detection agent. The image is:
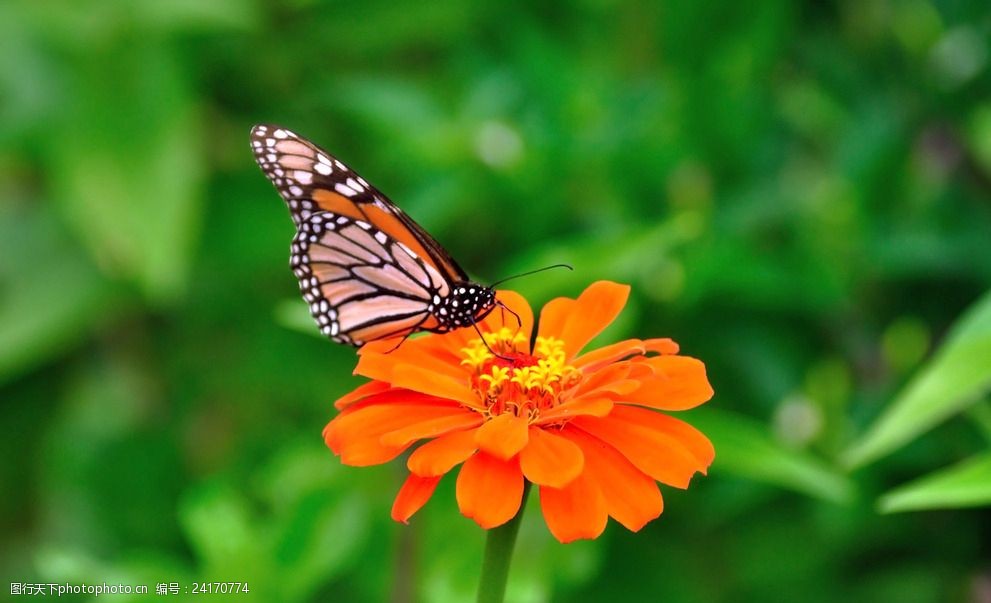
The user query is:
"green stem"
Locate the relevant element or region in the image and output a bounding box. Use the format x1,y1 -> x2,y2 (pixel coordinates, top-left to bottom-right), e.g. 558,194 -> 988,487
476,482 -> 531,603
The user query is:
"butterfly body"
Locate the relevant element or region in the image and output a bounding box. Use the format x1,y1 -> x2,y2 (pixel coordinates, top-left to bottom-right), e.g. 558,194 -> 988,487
251,124 -> 496,346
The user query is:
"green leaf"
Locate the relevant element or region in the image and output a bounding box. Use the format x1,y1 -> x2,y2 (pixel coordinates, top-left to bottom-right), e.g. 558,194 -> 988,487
274,298 -> 321,338
0,206 -> 117,384
691,409 -> 855,504
179,483 -> 261,574
844,290 -> 991,468
878,453 -> 991,513
48,41 -> 203,303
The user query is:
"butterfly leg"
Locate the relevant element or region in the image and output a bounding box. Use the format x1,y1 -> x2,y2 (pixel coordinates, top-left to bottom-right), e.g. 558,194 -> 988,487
497,301 -> 522,333
471,321 -> 515,361
383,334 -> 413,354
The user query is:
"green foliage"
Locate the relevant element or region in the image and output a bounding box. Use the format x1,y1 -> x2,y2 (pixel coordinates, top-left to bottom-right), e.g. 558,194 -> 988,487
693,409 -> 855,504
2,0 -> 991,601
845,290 -> 991,468
879,452 -> 991,513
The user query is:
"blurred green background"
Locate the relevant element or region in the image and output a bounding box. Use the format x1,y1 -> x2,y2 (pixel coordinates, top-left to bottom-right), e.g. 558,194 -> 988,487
3,0 -> 991,601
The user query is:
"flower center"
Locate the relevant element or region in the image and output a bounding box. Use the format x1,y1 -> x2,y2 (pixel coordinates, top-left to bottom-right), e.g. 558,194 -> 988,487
460,327 -> 579,422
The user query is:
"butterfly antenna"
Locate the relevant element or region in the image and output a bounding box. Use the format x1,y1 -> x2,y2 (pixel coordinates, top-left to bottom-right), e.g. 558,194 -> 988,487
489,263 -> 573,288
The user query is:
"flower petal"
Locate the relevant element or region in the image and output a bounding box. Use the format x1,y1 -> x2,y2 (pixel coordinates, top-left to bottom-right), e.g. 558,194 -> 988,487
357,342 -> 465,383
563,426 -> 663,532
358,360 -> 479,407
380,411 -> 483,448
572,339 -> 647,373
534,395 -> 614,424
408,428 -> 479,477
474,413 -> 529,460
324,397 -> 464,466
483,290 -> 535,343
644,338 -> 679,355
355,343 -> 482,407
361,329 -> 464,372
571,409 -> 710,488
391,474 -> 442,523
610,405 -> 714,468
335,380 -> 393,410
519,427 -> 584,488
539,473 -> 607,543
572,362 -> 637,398
623,355 -> 714,410
456,452 -> 524,528
540,281 -> 630,360
536,297 -> 576,342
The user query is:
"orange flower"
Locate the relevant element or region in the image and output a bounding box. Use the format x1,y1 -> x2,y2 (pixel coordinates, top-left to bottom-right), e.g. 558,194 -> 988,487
324,281 -> 714,543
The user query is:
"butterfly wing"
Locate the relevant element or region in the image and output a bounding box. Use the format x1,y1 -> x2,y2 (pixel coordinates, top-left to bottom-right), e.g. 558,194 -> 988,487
250,124 -> 464,345
250,124 -> 469,282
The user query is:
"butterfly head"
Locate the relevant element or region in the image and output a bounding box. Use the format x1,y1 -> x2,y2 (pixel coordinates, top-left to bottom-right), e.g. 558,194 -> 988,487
434,283 -> 496,331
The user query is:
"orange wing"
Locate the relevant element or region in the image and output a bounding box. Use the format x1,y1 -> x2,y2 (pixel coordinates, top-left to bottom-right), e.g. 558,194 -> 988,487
251,124 -> 474,346
250,124 -> 468,283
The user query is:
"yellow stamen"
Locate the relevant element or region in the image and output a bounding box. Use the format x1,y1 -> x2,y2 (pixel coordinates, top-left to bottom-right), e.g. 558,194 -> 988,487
460,330 -> 580,423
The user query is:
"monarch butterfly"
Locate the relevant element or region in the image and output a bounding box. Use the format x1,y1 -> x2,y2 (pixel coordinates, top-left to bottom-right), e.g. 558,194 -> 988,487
250,124 -> 499,347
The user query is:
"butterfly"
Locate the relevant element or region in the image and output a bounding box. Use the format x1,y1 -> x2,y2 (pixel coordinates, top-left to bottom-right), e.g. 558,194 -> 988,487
250,124 -> 499,347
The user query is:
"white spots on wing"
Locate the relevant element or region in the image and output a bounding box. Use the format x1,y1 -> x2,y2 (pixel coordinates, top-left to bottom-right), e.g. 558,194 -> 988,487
274,129 -> 288,139
289,185 -> 303,197
317,153 -> 332,166
374,231 -> 388,244
346,177 -> 364,192
294,170 -> 313,184
265,138 -> 276,147
335,159 -> 346,170
335,182 -> 358,197
314,162 -> 332,176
